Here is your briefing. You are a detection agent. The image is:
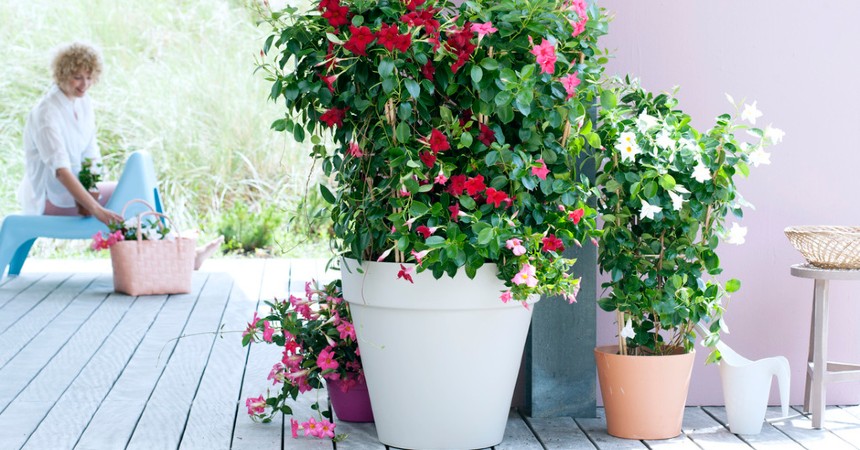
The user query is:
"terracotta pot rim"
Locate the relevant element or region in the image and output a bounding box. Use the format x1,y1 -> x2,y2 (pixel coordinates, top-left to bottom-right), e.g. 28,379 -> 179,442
594,344 -> 694,358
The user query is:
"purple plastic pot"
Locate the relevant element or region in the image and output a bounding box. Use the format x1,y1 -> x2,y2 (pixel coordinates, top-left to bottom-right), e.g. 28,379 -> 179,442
326,377 -> 374,423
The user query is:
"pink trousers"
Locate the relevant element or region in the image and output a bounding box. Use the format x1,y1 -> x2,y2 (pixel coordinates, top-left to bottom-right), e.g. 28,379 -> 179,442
44,181 -> 117,216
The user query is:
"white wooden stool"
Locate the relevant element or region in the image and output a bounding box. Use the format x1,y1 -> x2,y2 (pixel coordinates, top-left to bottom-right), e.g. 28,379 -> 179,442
790,264 -> 860,428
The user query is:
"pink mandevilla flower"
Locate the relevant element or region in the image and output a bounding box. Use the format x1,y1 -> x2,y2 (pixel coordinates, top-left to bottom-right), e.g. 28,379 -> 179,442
318,420 -> 337,438
303,417 -> 321,437
290,418 -> 300,438
262,320 -> 275,342
560,72 -> 581,100
397,264 -> 415,283
505,238 -> 527,256
317,346 -> 340,371
245,395 -> 267,415
242,312 -> 260,339
531,158 -> 550,180
337,320 -> 357,340
530,38 -> 557,74
500,290 -> 513,303
472,22 -> 498,39
513,263 -> 538,288
348,142 -> 364,157
411,248 -> 430,264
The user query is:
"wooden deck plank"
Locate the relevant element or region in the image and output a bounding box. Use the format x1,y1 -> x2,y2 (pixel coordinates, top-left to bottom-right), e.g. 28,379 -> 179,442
817,406 -> 860,449
73,277 -> 206,449
180,270 -> 263,449
0,274 -> 46,309
281,393 -> 333,449
333,420 -> 380,450
523,415 -> 596,449
681,407 -> 749,449
496,410 -> 543,450
767,407 -> 856,450
0,274 -> 104,412
0,280 -> 135,448
574,409 -> 647,449
232,259 -> 289,450
702,406 -> 804,449
21,289 -> 166,450
126,273 -> 235,449
0,273 -> 71,334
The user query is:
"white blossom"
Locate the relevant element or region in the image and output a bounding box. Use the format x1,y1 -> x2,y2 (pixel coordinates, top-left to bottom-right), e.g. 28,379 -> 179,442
674,185 -> 690,194
692,161 -> 712,183
668,190 -> 685,211
636,112 -> 659,132
741,101 -> 763,125
620,319 -> 636,340
764,125 -> 785,144
749,148 -> 771,167
655,129 -> 675,149
639,199 -> 662,220
726,222 -> 747,245
616,132 -> 642,162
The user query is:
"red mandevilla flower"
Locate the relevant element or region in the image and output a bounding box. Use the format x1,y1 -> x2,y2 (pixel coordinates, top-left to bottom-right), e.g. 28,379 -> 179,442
542,234 -> 565,253
427,128 -> 450,153
416,225 -> 432,239
377,23 -> 412,53
478,123 -> 496,147
447,174 -> 467,196
569,208 -> 585,224
446,23 -> 476,73
344,25 -> 376,56
419,151 -> 436,168
421,60 -> 435,81
319,107 -> 346,127
485,188 -> 511,208
464,174 -> 486,196
321,3 -> 349,28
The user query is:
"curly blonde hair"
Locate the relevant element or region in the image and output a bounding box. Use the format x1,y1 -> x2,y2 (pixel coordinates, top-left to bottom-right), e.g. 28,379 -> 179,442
51,42 -> 103,85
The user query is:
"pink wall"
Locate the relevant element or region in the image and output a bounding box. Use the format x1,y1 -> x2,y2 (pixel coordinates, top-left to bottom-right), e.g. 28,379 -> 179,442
597,1 -> 860,405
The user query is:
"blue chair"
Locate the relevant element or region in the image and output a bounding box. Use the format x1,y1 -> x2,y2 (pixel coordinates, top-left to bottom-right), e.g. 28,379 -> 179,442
0,151 -> 162,278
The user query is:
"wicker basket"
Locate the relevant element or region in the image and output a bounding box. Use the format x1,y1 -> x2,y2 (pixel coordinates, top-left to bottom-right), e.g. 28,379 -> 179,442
784,226 -> 860,269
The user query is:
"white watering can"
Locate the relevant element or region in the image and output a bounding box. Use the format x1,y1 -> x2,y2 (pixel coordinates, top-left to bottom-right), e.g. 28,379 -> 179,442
696,322 -> 790,435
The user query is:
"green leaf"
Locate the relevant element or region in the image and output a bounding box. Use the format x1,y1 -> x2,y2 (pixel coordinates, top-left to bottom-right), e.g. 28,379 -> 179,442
497,104 -> 514,124
398,102 -> 413,120
494,91 -> 513,106
405,78 -> 421,99
379,58 -> 395,77
409,203 -> 429,217
658,174 -> 676,190
480,58 -> 499,71
459,194 -> 477,210
477,227 -> 495,245
382,76 -> 396,93
425,235 -> 446,246
600,90 -> 617,110
459,131 -> 473,148
319,185 -> 336,204
325,33 -> 344,45
440,106 -> 453,123
471,66 -> 483,84
395,122 -> 411,143
725,278 -> 741,293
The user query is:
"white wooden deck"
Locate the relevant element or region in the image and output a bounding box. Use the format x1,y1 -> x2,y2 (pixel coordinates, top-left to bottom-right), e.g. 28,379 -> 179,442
1,258 -> 859,450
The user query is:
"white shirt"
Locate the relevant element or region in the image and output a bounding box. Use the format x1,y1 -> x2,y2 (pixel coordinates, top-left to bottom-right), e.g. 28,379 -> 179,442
17,84 -> 100,214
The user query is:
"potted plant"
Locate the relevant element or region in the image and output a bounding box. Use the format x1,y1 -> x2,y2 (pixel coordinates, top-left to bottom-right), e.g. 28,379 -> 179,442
242,279 -> 369,442
593,77 -> 783,439
77,157 -> 102,216
258,0 -> 608,447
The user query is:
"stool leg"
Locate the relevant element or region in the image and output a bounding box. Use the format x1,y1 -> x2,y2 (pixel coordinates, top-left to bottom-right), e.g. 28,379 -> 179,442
811,279 -> 829,429
803,300 -> 813,413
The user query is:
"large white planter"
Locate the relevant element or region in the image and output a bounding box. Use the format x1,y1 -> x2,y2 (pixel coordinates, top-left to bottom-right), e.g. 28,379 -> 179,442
341,259 -> 535,450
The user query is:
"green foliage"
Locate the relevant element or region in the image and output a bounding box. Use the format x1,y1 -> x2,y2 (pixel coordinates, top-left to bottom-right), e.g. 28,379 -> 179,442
595,77 -> 782,356
219,201 -> 284,254
77,158 -> 103,192
260,0 -> 610,301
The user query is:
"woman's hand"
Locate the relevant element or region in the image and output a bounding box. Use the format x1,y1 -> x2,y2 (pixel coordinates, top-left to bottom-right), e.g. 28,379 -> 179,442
55,167 -> 123,225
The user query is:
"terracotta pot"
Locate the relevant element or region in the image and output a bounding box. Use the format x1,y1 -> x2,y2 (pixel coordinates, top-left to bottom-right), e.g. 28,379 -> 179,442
76,190 -> 101,216
326,377 -> 374,423
594,345 -> 695,440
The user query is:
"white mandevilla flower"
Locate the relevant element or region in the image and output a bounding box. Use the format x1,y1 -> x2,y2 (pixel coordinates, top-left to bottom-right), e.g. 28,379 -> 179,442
726,222 -> 747,245
620,318 -> 636,340
764,125 -> 785,144
142,227 -> 161,241
667,190 -> 685,211
741,101 -> 763,125
692,160 -> 711,183
616,132 -> 642,162
639,199 -> 662,220
656,129 -> 675,149
674,184 -> 690,194
123,217 -> 140,229
749,148 -> 771,167
636,112 -> 659,133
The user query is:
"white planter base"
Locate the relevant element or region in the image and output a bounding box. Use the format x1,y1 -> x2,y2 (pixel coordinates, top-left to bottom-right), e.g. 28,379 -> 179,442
341,259 -> 535,450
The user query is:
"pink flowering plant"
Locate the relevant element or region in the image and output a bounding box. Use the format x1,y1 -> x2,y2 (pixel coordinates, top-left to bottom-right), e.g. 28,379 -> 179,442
259,0 -> 610,302
595,77 -> 784,358
242,279 -> 359,441
90,216 -> 174,250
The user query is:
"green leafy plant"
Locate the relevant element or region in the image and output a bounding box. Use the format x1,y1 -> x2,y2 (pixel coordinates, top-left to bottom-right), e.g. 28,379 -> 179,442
78,158 -> 103,192
219,201 -> 284,254
259,0 -> 610,302
595,77 -> 784,358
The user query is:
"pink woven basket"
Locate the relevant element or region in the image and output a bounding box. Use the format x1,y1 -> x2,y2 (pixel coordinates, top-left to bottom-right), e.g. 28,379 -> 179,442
110,203 -> 194,296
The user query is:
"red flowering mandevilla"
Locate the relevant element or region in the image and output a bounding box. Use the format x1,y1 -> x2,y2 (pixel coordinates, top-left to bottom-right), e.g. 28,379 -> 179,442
260,0 -> 610,301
